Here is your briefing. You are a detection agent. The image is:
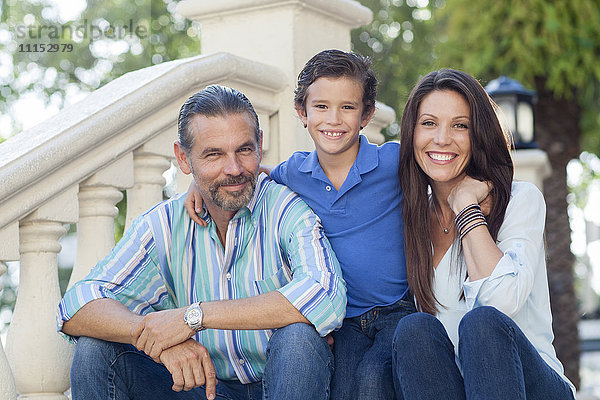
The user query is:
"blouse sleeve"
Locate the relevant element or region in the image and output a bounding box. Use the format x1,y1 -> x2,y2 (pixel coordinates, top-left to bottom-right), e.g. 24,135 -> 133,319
462,182 -> 545,317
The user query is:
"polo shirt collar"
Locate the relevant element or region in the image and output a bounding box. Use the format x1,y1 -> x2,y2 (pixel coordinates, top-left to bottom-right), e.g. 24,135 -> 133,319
298,134 -> 379,177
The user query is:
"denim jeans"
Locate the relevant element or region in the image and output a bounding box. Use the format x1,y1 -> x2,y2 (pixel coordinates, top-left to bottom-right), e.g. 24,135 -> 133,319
330,296 -> 416,400
392,307 -> 575,400
70,323 -> 333,400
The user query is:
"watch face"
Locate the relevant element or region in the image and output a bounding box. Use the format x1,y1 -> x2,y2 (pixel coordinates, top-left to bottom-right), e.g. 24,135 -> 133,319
187,308 -> 201,322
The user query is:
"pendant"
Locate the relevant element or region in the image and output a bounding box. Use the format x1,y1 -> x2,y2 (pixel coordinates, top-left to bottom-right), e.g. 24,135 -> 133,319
443,228 -> 449,234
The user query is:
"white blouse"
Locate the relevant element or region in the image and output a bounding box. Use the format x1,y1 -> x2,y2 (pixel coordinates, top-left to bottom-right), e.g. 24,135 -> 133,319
433,181 -> 575,393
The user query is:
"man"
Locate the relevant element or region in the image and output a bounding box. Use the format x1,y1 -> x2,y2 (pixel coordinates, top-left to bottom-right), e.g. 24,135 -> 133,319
57,85 -> 346,400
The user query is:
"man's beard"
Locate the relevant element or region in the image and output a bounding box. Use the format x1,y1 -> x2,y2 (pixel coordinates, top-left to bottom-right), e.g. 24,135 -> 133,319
209,174 -> 256,212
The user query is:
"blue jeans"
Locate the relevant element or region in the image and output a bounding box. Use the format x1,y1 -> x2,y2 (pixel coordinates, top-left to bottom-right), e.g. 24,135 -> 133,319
330,296 -> 416,400
392,307 -> 575,400
70,323 -> 333,400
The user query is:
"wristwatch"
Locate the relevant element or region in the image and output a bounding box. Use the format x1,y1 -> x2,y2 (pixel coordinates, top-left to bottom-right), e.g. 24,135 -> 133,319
184,302 -> 205,332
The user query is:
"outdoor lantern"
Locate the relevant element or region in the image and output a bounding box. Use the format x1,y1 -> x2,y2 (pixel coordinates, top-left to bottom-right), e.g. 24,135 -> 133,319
485,76 -> 537,149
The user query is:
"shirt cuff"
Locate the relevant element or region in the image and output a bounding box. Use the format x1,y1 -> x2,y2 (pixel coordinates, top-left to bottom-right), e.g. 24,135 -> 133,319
463,252 -> 518,309
56,283 -> 118,341
277,275 -> 345,337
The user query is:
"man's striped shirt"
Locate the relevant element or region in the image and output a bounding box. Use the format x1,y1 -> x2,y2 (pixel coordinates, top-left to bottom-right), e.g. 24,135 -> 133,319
57,174 -> 346,383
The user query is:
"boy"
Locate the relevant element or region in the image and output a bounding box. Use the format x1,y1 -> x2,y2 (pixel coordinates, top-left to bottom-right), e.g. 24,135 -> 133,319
186,50 -> 412,399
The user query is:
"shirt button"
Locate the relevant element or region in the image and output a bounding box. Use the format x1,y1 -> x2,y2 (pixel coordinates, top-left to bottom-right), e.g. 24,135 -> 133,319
239,359 -> 245,364
325,185 -> 332,191
226,273 -> 231,279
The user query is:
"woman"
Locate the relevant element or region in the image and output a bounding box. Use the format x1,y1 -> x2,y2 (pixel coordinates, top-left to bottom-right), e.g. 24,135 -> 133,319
394,69 -> 575,399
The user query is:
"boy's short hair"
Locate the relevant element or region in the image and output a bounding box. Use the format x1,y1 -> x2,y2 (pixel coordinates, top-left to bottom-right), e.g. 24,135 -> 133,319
294,49 -> 378,118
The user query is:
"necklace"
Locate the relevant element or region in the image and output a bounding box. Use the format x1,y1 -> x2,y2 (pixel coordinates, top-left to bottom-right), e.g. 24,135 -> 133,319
432,199 -> 450,234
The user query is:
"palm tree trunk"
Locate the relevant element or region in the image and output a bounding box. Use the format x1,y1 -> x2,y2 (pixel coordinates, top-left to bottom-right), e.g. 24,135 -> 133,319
534,77 -> 581,388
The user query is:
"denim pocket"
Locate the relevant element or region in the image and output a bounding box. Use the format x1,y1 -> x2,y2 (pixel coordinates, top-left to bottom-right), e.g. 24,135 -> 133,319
254,266 -> 292,294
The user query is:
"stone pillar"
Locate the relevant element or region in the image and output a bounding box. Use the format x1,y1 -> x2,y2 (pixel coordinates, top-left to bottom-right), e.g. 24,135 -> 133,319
176,0 -> 374,159
5,187 -> 78,399
69,154 -> 134,287
126,134 -> 174,229
512,148 -> 552,191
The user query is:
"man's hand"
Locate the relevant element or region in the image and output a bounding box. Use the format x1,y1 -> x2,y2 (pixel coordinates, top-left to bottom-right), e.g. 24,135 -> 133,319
160,339 -> 217,398
131,308 -> 195,361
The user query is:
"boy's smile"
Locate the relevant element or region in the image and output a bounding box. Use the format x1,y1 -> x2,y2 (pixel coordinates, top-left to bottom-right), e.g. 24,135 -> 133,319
298,76 -> 373,165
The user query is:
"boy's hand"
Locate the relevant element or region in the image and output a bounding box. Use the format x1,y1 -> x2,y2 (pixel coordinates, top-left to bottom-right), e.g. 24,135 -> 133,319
184,181 -> 207,227
258,165 -> 273,177
325,333 -> 334,350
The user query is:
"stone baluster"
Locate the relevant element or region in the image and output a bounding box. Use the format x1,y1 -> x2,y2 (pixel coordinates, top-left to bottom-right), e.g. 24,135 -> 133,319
5,187 -> 78,399
68,154 -> 134,287
0,223 -> 18,400
126,134 -> 174,229
512,148 -> 552,191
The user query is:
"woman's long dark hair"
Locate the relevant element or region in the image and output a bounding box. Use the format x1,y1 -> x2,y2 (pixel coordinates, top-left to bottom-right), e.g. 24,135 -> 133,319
399,69 -> 514,314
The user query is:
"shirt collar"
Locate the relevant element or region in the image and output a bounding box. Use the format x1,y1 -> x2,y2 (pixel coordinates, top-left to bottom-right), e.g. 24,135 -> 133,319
298,134 -> 379,176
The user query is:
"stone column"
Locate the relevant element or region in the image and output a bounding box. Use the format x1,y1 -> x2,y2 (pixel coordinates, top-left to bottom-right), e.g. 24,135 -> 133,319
512,148 -> 552,190
5,187 -> 78,399
126,134 -> 174,229
176,0 -> 374,159
69,154 -> 134,287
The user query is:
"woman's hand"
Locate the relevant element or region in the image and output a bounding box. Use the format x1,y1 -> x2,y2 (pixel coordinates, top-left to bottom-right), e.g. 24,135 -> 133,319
448,176 -> 492,215
184,181 -> 207,227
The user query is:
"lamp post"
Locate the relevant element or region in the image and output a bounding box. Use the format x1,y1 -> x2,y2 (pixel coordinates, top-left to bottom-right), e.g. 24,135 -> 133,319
485,76 -> 537,149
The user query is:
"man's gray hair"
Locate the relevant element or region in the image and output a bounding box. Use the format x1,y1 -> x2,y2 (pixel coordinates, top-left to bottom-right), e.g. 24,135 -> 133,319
177,85 -> 261,153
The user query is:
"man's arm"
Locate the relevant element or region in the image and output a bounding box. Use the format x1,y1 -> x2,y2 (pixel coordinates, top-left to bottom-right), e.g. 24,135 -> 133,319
131,291 -> 308,360
201,290 -> 309,329
62,298 -> 142,343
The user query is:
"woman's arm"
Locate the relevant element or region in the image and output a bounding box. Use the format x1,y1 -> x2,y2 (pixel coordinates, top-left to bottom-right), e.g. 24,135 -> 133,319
458,182 -> 543,317
448,176 -> 503,281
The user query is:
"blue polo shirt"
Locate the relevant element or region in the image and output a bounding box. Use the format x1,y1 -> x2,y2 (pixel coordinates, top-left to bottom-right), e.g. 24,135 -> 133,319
271,135 -> 408,317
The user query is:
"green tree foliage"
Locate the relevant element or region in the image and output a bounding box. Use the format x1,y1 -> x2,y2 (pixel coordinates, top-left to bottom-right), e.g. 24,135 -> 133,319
351,0 -> 444,141
0,0 -> 201,138
568,152 -> 600,210
436,0 -> 600,152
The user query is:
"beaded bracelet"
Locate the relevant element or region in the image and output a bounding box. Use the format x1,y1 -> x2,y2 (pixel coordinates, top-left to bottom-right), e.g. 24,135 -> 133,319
454,203 -> 487,241
454,204 -> 480,223
456,211 -> 485,234
459,220 -> 488,242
